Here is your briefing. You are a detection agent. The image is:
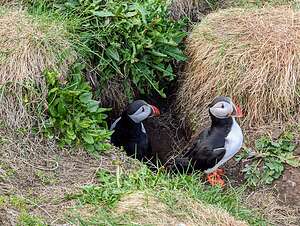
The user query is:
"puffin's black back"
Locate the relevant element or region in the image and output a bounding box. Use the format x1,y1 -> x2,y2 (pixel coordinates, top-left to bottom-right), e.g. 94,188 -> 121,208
173,114 -> 233,173
110,112 -> 152,161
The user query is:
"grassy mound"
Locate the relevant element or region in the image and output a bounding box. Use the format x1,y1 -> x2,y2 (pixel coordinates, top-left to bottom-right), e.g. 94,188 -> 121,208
115,192 -> 248,225
177,7 -> 300,130
0,7 -> 75,129
68,166 -> 268,225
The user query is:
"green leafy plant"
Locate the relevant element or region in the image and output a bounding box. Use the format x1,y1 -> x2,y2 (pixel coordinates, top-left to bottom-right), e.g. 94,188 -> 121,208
240,133 -> 300,186
44,63 -> 112,153
29,0 -> 187,98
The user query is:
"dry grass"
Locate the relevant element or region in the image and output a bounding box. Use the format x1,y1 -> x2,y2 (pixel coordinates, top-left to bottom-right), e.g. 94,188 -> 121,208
245,189 -> 299,226
169,0 -> 209,22
0,126 -> 136,225
0,7 -> 76,129
97,77 -> 131,116
177,7 -> 300,131
116,192 -> 248,226
0,0 -> 18,5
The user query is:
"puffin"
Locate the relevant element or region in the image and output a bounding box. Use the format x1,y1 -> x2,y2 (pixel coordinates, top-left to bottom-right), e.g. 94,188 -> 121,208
110,100 -> 160,161
173,96 -> 243,187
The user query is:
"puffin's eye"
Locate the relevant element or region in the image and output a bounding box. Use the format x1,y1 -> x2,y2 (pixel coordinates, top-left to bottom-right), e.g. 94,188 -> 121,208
221,104 -> 224,108
141,107 -> 145,112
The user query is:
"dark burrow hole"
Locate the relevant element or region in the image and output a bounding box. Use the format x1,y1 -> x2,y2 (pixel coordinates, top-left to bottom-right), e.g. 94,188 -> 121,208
106,84 -> 191,165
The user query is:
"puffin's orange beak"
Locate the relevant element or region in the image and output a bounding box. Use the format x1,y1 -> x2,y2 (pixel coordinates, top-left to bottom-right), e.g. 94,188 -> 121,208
150,105 -> 160,117
233,105 -> 243,118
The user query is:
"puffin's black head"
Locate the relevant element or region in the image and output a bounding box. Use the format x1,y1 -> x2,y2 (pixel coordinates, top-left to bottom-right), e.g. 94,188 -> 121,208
208,96 -> 243,119
124,100 -> 160,123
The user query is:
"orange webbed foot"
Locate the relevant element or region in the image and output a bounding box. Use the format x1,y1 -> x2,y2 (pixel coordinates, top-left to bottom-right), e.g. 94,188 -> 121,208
206,169 -> 225,187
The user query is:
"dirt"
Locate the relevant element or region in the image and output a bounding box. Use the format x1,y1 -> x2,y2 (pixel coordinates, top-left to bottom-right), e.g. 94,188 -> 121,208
275,166 -> 300,207
144,113 -> 188,164
274,143 -> 300,214
0,129 -> 137,225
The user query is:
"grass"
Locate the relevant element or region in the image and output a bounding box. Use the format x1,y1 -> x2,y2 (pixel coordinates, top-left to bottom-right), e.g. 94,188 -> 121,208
17,212 -> 45,226
177,6 -> 300,131
0,1 -> 298,226
67,166 -> 268,225
0,6 -> 76,130
232,0 -> 300,8
0,194 -> 46,226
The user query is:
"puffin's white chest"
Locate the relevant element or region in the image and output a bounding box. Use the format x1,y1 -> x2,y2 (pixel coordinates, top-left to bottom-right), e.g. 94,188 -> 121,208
205,118 -> 243,174
224,118 -> 243,158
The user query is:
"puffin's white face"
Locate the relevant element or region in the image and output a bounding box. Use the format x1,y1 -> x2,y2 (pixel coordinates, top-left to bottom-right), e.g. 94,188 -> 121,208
128,105 -> 153,123
210,100 -> 235,119
209,96 -> 243,119
126,100 -> 160,123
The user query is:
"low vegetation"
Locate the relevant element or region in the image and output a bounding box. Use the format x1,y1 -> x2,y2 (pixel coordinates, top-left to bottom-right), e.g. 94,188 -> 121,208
0,0 -> 299,225
236,133 -> 300,186
0,6 -> 76,129
44,64 -> 111,153
26,0 -> 187,110
67,166 -> 268,225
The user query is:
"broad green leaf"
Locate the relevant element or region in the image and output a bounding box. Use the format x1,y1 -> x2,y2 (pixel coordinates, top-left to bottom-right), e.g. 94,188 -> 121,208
151,64 -> 173,77
48,105 -> 57,117
106,47 -> 120,62
163,48 -> 187,61
79,119 -> 93,128
93,10 -> 114,17
125,11 -> 137,17
66,129 -> 76,140
87,100 -> 99,113
173,32 -> 187,43
271,141 -> 280,148
85,144 -> 95,152
49,87 -> 59,94
136,5 -> 147,24
82,133 -> 94,144
79,93 -> 92,104
63,138 -> 72,145
283,144 -> 296,152
57,100 -> 67,116
46,71 -> 59,86
150,50 -> 168,58
97,108 -> 112,113
285,156 -> 300,167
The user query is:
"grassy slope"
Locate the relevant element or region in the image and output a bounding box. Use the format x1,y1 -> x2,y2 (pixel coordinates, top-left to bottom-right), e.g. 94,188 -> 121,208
0,125 -> 268,225
66,166 -> 268,225
2,0 -> 299,225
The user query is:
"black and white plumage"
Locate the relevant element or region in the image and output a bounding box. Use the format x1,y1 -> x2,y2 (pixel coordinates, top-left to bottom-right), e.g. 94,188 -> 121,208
174,96 -> 243,173
110,100 -> 160,161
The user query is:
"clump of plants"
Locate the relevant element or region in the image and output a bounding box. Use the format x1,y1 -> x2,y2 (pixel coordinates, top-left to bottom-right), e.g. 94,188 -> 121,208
0,7 -> 76,129
238,133 -> 300,186
44,64 -> 112,153
27,0 -> 187,99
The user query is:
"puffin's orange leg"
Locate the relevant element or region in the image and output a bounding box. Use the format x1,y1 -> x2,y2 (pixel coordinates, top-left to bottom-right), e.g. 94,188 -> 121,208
206,169 -> 225,187
216,168 -> 224,176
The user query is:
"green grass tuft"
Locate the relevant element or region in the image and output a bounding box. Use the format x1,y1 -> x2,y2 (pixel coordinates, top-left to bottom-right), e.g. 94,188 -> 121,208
68,166 -> 269,225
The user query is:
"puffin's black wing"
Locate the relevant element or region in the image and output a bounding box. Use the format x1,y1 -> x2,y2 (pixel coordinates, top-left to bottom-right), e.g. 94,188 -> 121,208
110,123 -> 126,147
173,140 -> 225,173
111,118 -> 153,162
183,128 -> 210,158
190,138 -> 226,170
123,133 -> 151,161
